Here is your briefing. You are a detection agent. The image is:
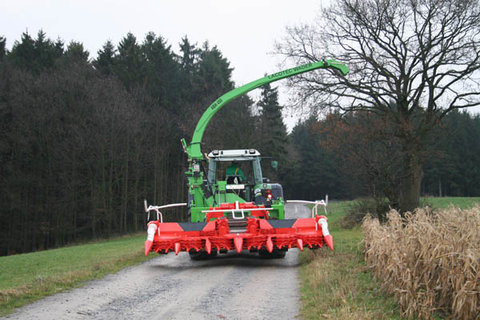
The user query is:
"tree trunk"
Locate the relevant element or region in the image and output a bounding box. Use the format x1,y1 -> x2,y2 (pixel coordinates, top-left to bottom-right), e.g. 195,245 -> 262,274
438,178 -> 442,197
399,151 -> 423,213
122,133 -> 129,232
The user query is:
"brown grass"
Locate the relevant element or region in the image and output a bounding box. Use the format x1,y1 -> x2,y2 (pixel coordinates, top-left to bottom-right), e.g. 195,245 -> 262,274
362,206 -> 480,319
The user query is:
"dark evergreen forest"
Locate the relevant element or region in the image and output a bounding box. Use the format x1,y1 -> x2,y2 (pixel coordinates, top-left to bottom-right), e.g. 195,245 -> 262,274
288,112 -> 480,203
0,31 -> 479,255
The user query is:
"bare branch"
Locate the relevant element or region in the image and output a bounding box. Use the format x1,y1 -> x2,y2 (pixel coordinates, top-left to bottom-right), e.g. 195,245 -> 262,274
275,0 -> 480,127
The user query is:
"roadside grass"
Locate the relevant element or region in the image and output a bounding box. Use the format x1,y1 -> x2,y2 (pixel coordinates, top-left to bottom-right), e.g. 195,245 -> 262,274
421,196 -> 480,210
300,201 -> 401,319
0,233 -> 153,316
299,197 -> 480,319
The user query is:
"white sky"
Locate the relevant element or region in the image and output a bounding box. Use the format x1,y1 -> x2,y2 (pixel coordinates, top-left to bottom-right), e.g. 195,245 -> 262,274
0,0 -> 327,129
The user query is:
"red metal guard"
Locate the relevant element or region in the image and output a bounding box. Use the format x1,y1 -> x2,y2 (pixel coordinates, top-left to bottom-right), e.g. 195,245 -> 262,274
144,203 -> 333,256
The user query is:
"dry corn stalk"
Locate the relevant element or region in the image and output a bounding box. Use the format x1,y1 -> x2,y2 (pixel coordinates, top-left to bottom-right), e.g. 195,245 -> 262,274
362,205 -> 480,319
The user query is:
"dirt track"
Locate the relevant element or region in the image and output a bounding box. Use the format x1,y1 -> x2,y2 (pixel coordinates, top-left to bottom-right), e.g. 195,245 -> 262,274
4,203 -> 312,320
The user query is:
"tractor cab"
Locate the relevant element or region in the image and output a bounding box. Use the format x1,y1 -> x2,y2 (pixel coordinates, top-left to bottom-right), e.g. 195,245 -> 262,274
207,149 -> 262,203
206,149 -> 283,208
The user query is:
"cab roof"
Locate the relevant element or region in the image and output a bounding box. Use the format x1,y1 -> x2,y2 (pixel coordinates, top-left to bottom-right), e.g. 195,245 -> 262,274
208,149 -> 261,161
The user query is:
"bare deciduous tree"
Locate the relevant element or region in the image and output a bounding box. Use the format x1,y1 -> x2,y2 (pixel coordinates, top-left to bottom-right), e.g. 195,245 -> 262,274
276,0 -> 480,211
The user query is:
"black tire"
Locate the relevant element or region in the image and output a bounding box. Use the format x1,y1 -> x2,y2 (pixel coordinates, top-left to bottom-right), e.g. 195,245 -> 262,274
188,250 -> 218,260
258,248 -> 287,259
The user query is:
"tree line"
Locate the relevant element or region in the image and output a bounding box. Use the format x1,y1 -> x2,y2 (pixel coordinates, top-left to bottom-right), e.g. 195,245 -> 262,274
286,110 -> 480,203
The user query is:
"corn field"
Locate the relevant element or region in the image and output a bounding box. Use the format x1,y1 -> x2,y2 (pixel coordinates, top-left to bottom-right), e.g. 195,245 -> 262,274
362,206 -> 480,319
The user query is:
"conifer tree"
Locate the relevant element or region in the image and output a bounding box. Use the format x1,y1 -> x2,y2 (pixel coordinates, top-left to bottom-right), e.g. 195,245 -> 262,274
114,32 -> 145,89
285,117 -> 345,200
9,32 -> 36,70
257,83 -> 288,164
0,36 -> 6,61
196,42 -> 233,95
34,30 -> 63,68
9,31 -> 63,72
63,41 -> 89,64
142,32 -> 181,109
179,36 -> 200,75
94,40 -> 116,75
177,36 -> 200,104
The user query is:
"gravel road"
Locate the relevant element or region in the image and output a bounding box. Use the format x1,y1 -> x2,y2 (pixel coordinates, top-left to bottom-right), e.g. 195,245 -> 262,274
4,203 -> 312,320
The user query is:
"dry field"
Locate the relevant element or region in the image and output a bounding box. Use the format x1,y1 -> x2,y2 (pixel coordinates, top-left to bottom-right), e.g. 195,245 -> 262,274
363,206 -> 480,319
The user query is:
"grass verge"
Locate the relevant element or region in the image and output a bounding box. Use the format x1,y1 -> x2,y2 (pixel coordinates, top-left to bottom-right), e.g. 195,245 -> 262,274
299,197 -> 480,319
421,196 -> 480,209
0,233 -> 153,316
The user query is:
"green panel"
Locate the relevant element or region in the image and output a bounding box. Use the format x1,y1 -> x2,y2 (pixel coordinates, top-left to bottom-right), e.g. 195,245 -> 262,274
190,207 -> 206,223
270,203 -> 285,220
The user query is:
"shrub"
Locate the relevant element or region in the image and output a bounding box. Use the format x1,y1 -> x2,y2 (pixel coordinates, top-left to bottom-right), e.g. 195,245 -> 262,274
341,198 -> 391,228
